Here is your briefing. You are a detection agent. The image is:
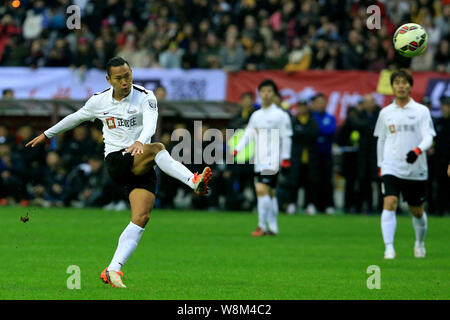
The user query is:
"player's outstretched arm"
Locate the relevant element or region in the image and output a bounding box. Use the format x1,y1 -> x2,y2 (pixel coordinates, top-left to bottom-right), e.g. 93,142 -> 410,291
25,133 -> 48,148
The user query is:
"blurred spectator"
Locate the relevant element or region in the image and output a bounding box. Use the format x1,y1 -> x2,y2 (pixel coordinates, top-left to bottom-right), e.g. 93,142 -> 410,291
310,93 -> 337,215
29,150 -> 67,207
281,100 -> 320,215
340,30 -> 365,70
433,97 -> 450,216
2,89 -> 15,99
72,37 -> 96,70
337,107 -> 360,213
1,35 -> 29,66
182,39 -> 200,69
0,123 -> 15,146
59,125 -> 95,169
284,37 -> 312,72
225,92 -> 257,210
0,143 -> 26,205
197,32 -> 221,69
219,34 -> 246,72
15,125 -> 46,189
350,94 -> 381,214
265,39 -> 288,69
45,38 -> 72,67
244,41 -> 266,71
154,85 -> 167,101
63,154 -> 114,208
159,41 -> 184,69
434,39 -> 450,72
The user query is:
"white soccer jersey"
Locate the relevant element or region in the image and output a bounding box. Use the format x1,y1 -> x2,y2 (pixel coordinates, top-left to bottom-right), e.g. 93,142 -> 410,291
44,84 -> 158,157
236,104 -> 293,173
374,98 -> 436,180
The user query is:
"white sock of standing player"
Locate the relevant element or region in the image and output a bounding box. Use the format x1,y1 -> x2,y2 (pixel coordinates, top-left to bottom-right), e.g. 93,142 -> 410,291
381,209 -> 397,250
154,149 -> 195,189
108,222 -> 145,272
257,195 -> 272,232
267,196 -> 279,234
412,212 -> 427,248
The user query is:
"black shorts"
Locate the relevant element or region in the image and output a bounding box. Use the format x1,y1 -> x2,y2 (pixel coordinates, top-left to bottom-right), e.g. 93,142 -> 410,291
381,174 -> 427,206
105,149 -> 157,197
254,172 -> 279,188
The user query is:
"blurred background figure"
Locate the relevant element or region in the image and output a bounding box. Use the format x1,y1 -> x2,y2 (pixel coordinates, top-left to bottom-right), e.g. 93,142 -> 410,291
280,99 -> 319,215
310,93 -> 336,215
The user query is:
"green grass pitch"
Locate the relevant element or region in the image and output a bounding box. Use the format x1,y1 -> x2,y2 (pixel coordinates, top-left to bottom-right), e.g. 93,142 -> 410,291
0,207 -> 449,300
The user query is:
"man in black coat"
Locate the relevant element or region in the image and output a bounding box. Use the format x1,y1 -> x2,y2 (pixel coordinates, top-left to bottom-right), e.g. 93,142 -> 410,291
433,97 -> 450,216
280,100 -> 320,214
350,94 -> 381,214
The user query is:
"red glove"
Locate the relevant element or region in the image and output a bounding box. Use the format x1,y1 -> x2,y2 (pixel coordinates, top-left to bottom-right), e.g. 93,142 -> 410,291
233,150 -> 238,157
281,159 -> 291,175
281,159 -> 291,168
377,167 -> 381,178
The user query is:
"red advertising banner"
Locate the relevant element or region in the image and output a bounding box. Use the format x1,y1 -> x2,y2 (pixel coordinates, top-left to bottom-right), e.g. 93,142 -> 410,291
226,70 -> 448,125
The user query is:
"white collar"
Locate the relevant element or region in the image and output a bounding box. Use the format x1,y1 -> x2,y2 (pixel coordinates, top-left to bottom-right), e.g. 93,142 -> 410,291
110,86 -> 133,104
394,97 -> 414,109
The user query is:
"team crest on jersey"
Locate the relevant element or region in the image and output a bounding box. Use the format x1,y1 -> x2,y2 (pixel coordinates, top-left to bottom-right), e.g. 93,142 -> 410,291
148,100 -> 156,109
389,124 -> 396,133
106,117 -> 116,129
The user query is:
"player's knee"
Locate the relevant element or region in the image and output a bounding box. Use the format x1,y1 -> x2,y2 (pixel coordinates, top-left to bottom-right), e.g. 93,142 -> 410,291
384,196 -> 398,211
151,142 -> 165,154
133,212 -> 149,227
410,207 -> 424,218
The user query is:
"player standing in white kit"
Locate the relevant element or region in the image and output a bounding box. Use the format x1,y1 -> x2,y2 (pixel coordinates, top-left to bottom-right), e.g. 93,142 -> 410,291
374,70 -> 436,259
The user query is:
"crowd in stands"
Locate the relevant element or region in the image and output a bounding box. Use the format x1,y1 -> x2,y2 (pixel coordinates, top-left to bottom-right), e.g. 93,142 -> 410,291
0,0 -> 449,72
1,88 -> 449,216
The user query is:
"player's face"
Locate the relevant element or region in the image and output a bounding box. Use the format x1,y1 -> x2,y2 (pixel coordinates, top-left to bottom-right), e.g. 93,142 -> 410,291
107,64 -> 133,96
392,76 -> 411,99
259,85 -> 275,105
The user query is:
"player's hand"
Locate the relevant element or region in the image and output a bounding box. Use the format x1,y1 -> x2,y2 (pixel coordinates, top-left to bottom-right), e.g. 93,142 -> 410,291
25,133 -> 48,148
281,159 -> 291,175
447,164 -> 450,178
233,150 -> 238,157
126,141 -> 144,156
377,167 -> 381,178
406,147 -> 422,164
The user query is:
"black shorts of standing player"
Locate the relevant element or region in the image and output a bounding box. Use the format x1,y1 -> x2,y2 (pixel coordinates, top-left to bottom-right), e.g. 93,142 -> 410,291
254,172 -> 279,188
381,174 -> 427,206
105,149 -> 157,197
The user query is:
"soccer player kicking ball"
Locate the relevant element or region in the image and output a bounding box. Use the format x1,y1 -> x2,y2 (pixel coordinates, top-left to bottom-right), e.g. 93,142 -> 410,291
374,70 -> 436,259
26,57 -> 212,288
233,79 -> 293,236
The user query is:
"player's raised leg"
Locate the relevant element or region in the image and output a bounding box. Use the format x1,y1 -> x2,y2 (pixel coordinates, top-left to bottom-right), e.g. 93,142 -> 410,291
132,142 -> 211,195
101,189 -> 155,288
410,205 -> 427,258
381,195 -> 398,259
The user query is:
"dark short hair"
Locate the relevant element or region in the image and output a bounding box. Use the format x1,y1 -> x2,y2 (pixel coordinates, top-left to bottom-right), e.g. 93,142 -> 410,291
311,93 -> 326,101
390,69 -> 413,87
240,91 -> 254,99
258,79 -> 278,94
106,57 -> 130,76
297,99 -> 308,106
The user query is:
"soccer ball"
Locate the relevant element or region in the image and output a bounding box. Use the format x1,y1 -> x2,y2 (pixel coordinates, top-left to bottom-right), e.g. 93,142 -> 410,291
393,23 -> 428,58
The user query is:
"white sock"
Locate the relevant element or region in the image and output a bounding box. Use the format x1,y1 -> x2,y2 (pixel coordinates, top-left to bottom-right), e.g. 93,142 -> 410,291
267,196 -> 279,234
257,195 -> 272,232
412,212 -> 427,247
381,209 -> 396,249
154,149 -> 195,189
108,222 -> 145,272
